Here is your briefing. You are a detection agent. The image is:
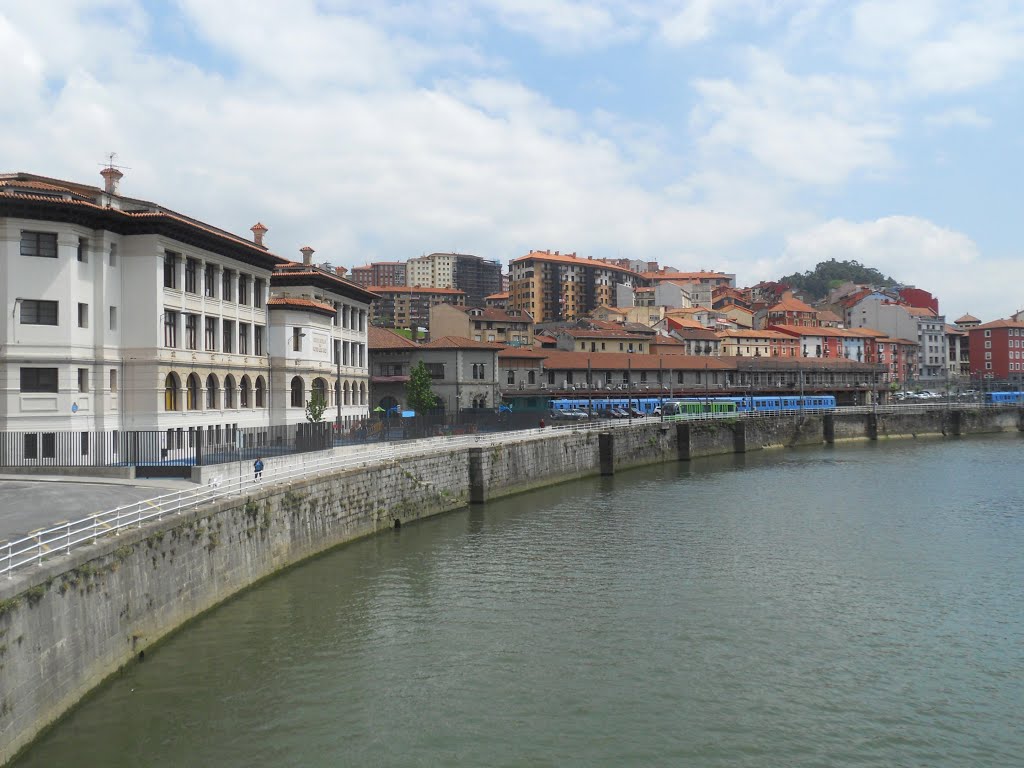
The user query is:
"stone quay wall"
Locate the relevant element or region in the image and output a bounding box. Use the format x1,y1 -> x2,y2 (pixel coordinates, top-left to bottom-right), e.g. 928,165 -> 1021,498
0,407 -> 1020,764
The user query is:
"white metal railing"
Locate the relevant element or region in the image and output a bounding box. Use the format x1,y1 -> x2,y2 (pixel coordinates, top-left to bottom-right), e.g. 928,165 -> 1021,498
0,402 -> 1013,577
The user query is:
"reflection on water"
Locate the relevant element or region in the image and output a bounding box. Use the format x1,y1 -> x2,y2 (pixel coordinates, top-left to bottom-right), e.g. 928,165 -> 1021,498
15,435 -> 1024,768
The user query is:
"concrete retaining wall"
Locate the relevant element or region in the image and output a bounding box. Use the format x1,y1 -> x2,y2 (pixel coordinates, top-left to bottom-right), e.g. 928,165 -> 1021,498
0,408 -> 1021,764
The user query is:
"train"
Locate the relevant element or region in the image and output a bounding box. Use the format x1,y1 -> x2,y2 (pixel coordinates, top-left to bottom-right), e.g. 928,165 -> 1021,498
548,395 -> 836,418
662,395 -> 836,416
984,391 -> 1024,404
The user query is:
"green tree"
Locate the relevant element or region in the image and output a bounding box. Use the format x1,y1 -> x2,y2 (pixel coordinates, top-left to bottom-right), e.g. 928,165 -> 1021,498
305,391 -> 328,423
778,259 -> 899,302
406,361 -> 439,413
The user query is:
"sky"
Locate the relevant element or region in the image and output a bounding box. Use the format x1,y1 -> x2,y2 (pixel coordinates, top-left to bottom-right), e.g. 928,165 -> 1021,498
2,0 -> 1022,321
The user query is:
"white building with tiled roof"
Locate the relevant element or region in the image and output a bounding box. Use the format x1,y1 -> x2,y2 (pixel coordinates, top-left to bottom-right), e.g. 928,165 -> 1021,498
0,168 -> 375,465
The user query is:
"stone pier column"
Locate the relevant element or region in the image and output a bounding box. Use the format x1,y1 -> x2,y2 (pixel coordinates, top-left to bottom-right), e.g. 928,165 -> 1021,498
468,447 -> 488,504
676,423 -> 692,461
599,432 -> 615,476
732,422 -> 747,454
823,414 -> 835,444
949,409 -> 964,436
866,413 -> 878,440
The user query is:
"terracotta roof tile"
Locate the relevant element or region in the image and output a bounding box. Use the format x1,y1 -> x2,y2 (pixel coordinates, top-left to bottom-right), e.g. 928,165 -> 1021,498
422,336 -> 505,350
266,297 -> 337,315
368,285 -> 465,295
367,326 -> 418,349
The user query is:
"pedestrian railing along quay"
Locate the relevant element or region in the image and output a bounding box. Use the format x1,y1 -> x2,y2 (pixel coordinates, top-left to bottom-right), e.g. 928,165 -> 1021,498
0,402 -> 1010,577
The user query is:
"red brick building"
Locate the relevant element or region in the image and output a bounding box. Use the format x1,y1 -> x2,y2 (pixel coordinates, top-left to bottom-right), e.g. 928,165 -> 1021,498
968,319 -> 1024,381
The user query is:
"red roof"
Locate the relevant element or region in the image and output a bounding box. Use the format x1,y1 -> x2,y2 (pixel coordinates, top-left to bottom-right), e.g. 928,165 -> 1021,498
422,336 -> 505,350
266,297 -> 337,316
367,326 -> 418,349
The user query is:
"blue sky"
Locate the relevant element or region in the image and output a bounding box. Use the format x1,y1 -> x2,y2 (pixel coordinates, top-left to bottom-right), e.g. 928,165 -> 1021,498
3,0 -> 1023,320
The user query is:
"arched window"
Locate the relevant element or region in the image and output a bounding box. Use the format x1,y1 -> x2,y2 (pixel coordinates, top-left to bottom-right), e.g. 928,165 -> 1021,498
312,377 -> 327,404
224,374 -> 236,409
255,376 -> 266,408
164,372 -> 180,411
206,374 -> 219,409
360,382 -> 366,405
507,370 -> 515,385
343,381 -> 350,405
240,375 -> 251,408
186,374 -> 200,410
290,376 -> 304,407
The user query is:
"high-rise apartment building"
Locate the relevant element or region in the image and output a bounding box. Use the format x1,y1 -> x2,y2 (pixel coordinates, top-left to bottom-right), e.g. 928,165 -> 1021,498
508,250 -> 637,323
406,252 -> 501,308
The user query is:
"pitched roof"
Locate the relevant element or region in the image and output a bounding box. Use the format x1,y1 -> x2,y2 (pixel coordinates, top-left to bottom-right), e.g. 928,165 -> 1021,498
557,327 -> 650,340
368,285 -> 465,295
972,318 -> 1024,330
485,291 -> 510,300
443,306 -> 534,322
955,313 -> 980,323
511,250 -> 638,275
266,297 -> 337,316
422,336 -> 505,350
768,294 -> 816,313
367,326 -> 417,349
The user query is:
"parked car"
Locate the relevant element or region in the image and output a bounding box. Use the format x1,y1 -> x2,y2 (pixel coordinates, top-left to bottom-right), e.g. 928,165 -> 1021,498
609,408 -> 629,419
627,407 -> 645,418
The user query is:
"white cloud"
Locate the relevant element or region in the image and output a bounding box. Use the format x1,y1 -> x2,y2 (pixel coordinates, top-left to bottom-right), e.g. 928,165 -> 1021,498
923,107 -> 990,128
780,216 -> 1022,319
907,20 -> 1024,93
692,52 -> 897,185
659,0 -> 718,46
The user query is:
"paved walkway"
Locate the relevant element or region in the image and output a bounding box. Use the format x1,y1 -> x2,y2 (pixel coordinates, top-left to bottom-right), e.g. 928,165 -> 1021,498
0,475 -> 193,543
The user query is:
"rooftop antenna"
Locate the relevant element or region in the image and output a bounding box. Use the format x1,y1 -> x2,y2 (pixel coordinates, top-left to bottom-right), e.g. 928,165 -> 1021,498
99,152 -> 131,195
99,152 -> 131,172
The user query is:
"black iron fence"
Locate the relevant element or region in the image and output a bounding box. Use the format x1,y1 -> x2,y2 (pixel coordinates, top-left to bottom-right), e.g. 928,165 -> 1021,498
0,422 -> 333,474
0,414 -> 547,473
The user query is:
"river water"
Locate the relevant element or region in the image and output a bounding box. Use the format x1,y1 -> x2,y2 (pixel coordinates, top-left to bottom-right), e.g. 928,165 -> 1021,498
14,436 -> 1024,767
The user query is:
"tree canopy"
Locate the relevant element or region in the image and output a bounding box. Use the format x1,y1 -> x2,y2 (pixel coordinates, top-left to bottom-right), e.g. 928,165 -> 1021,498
778,259 -> 898,302
405,361 -> 439,413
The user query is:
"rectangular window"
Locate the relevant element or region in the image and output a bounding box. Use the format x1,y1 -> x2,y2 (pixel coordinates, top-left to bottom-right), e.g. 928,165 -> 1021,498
19,300 -> 58,325
293,327 -> 302,352
254,278 -> 264,308
77,303 -> 89,328
24,434 -> 38,460
254,326 -> 264,355
164,310 -> 179,348
185,314 -> 198,350
239,323 -> 249,355
110,369 -> 118,392
20,367 -> 59,393
77,237 -> 88,262
238,275 -> 249,305
425,363 -> 445,379
81,432 -> 89,456
222,269 -> 234,302
205,317 -> 216,350
185,258 -> 198,293
109,242 -> 117,266
20,231 -> 58,258
164,251 -> 178,289
42,433 -> 55,459
223,320 -> 234,353
78,368 -> 89,392
204,264 -> 216,297
109,306 -> 117,331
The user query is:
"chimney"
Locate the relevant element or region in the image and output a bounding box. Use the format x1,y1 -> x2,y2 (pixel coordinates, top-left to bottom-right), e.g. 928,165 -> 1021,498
300,245 -> 315,265
100,166 -> 123,195
334,266 -> 348,276
250,222 -> 268,248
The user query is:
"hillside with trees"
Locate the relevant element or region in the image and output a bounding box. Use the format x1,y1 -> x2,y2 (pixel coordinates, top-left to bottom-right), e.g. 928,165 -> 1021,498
778,259 -> 899,302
